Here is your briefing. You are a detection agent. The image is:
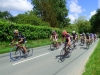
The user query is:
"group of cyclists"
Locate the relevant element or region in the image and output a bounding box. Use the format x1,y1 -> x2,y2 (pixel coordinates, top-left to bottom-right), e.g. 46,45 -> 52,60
79,32 -> 97,45
10,29 -> 98,57
50,30 -> 98,55
50,30 -> 78,48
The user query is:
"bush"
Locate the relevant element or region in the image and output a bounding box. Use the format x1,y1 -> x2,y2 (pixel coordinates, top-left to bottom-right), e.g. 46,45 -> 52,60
0,21 -> 62,41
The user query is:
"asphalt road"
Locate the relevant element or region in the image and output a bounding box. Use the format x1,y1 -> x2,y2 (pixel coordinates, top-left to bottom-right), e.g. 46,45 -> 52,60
0,39 -> 99,75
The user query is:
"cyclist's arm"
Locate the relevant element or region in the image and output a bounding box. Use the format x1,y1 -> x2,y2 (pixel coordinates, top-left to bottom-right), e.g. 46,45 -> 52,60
67,37 -> 71,45
61,35 -> 65,43
75,35 -> 77,40
50,35 -> 52,40
18,38 -> 24,43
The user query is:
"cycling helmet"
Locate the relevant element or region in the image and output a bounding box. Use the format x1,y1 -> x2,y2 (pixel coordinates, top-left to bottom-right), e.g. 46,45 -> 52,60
86,32 -> 89,35
82,32 -> 85,35
80,34 -> 82,36
62,30 -> 67,36
13,29 -> 18,34
72,31 -> 75,33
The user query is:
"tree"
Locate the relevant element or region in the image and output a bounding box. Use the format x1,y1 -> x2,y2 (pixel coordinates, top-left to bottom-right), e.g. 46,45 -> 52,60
0,11 -> 12,19
74,16 -> 91,33
31,0 -> 70,28
13,11 -> 50,26
89,9 -> 100,33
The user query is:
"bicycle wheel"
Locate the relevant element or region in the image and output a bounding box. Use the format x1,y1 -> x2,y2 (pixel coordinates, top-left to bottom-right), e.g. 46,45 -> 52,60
86,42 -> 90,49
27,48 -> 33,57
50,43 -> 55,50
10,46 -> 21,61
66,48 -> 71,58
72,41 -> 77,50
60,48 -> 65,62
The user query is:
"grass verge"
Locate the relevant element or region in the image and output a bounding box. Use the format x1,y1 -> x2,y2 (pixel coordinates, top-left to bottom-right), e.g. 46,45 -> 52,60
82,39 -> 100,75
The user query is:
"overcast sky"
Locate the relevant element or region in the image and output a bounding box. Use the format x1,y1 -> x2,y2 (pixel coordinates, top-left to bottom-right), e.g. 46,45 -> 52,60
0,0 -> 99,23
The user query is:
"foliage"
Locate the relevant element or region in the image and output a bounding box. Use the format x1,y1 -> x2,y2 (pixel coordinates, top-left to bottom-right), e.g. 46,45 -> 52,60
0,11 -> 12,19
74,16 -> 91,33
0,20 -> 62,42
89,9 -> 100,33
13,11 -> 50,26
31,0 -> 70,28
65,24 -> 79,33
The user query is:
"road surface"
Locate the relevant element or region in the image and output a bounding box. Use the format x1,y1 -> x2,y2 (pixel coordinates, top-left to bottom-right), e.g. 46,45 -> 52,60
0,39 -> 99,75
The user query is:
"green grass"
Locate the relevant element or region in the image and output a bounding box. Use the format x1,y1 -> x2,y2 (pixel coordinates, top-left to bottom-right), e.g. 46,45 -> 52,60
0,39 -> 61,54
82,39 -> 100,75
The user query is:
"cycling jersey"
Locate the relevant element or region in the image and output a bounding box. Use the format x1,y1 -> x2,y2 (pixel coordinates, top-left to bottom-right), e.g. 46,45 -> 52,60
72,33 -> 77,40
52,32 -> 58,39
14,33 -> 26,43
90,33 -> 94,38
86,34 -> 90,39
62,34 -> 70,42
82,33 -> 85,39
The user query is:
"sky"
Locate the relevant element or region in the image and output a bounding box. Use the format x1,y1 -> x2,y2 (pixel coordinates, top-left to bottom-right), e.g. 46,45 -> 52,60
0,0 -> 99,23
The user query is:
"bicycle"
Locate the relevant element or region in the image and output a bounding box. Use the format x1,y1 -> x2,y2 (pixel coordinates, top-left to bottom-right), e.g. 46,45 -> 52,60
10,41 -> 33,61
90,38 -> 93,45
50,41 -> 61,50
80,38 -> 85,46
60,43 -> 71,62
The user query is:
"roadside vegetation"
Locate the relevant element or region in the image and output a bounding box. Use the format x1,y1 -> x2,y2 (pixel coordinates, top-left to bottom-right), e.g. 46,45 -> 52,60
82,39 -> 100,75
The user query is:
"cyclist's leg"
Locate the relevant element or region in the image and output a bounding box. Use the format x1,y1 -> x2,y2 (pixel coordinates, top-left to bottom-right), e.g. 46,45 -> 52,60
21,43 -> 27,54
56,38 -> 59,48
64,42 -> 68,54
52,39 -> 55,45
53,38 -> 58,48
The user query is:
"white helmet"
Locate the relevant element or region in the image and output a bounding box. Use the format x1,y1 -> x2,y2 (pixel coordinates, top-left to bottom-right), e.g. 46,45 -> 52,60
72,31 -> 75,33
13,29 -> 19,34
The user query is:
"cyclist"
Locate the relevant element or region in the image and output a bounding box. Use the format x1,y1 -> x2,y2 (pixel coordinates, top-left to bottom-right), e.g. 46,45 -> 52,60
50,30 -> 58,48
71,31 -> 77,47
90,33 -> 94,44
62,30 -> 71,50
94,33 -> 97,41
81,32 -> 86,45
10,29 -> 27,55
76,33 -> 79,42
79,34 -> 82,39
79,34 -> 82,45
85,32 -> 90,45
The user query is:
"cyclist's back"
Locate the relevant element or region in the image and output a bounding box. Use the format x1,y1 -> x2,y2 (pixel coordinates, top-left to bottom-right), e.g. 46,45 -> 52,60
14,32 -> 26,44
72,31 -> 77,41
62,30 -> 71,46
86,33 -> 90,39
81,33 -> 85,39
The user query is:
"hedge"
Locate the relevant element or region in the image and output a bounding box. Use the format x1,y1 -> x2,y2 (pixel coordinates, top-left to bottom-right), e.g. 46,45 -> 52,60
0,21 -> 62,42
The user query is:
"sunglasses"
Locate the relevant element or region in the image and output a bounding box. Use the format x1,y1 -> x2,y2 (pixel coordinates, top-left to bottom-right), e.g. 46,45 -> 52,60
14,33 -> 18,34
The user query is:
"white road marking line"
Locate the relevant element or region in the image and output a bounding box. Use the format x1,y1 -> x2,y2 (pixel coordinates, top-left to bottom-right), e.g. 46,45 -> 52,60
13,52 -> 49,65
